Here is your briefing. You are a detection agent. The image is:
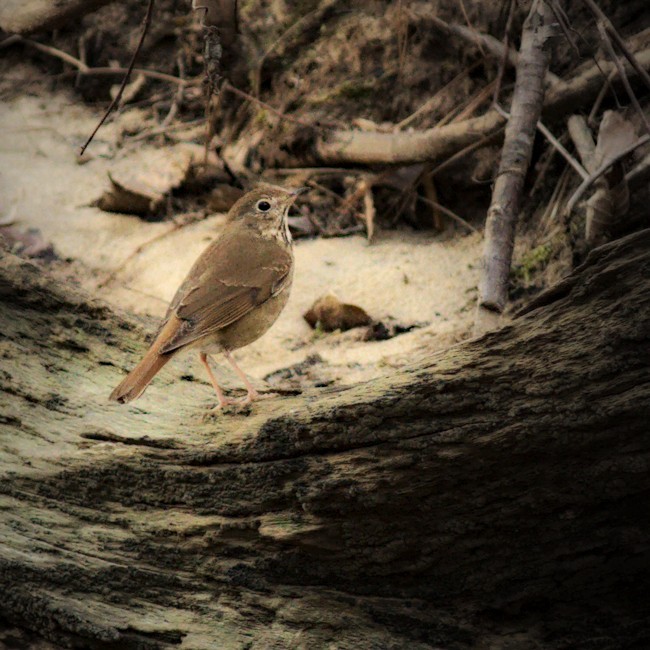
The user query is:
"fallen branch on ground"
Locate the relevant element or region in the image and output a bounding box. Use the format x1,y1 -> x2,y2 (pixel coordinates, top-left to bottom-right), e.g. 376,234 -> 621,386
298,43 -> 650,167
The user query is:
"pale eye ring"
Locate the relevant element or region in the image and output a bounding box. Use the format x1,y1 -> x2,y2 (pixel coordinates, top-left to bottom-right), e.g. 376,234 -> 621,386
256,199 -> 272,212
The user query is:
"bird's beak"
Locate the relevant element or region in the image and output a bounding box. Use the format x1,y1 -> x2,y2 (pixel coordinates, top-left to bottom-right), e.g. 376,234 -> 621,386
290,187 -> 309,197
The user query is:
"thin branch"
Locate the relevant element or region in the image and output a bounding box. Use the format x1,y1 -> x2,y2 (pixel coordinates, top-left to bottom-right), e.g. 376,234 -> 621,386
494,103 -> 588,179
581,0 -> 650,91
457,0 -> 487,58
428,14 -> 562,85
596,21 -> 650,135
161,55 -> 186,128
415,194 -> 480,234
567,115 -> 598,174
427,127 -> 505,178
80,0 -> 156,156
74,67 -> 189,86
536,120 -> 589,179
493,0 -> 516,106
565,134 -> 650,214
222,82 -> 336,130
4,36 -> 90,71
396,62 -> 482,130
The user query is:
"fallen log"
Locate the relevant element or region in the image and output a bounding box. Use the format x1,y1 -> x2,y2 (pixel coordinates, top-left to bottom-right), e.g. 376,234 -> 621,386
1,229 -> 650,648
286,45 -> 650,167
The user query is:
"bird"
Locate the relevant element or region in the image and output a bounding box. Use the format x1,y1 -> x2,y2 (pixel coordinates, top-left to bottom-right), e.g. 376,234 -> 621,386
109,183 -> 305,410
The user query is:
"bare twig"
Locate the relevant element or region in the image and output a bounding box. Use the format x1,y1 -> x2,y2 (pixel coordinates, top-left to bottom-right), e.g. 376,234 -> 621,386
76,67 -> 190,86
427,128 -> 505,178
581,0 -> 650,91
565,134 -> 650,214
396,62 -> 482,130
97,214 -> 203,289
415,194 -> 480,234
537,120 -> 589,179
478,0 -> 555,317
3,36 -> 90,70
596,21 -> 650,135
567,115 -> 598,174
252,0 -> 340,96
496,104 -> 588,180
493,0 -> 516,105
161,56 -> 186,128
457,0 -> 487,58
427,14 -> 562,86
79,0 -> 156,156
222,82 -> 335,130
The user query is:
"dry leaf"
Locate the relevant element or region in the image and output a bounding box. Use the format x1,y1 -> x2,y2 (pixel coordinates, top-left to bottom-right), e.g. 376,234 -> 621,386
594,111 -> 637,169
303,293 -> 372,332
585,111 -> 635,247
96,144 -> 212,216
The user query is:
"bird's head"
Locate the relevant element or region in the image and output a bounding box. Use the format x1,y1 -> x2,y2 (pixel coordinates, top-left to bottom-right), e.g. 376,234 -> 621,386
228,183 -> 307,241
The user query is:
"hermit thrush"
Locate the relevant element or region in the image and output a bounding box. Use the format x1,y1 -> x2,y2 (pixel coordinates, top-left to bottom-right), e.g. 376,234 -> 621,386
109,183 -> 304,409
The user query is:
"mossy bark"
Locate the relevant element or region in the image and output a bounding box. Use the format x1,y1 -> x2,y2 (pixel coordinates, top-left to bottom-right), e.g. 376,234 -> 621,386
1,230 -> 650,649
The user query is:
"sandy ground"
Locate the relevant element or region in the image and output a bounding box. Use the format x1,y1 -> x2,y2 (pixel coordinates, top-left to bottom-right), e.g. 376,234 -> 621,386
0,86 -> 482,393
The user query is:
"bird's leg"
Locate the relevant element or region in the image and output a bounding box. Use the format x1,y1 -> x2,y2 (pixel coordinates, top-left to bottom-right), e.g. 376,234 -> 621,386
199,352 -> 237,410
223,350 -> 259,405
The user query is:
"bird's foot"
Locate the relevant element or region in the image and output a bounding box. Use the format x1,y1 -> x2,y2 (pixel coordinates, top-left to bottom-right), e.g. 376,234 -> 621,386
203,390 -> 259,418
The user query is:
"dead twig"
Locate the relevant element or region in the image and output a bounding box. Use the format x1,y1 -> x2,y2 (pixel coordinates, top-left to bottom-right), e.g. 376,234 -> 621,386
427,128 -> 505,178
1,36 -> 90,70
427,13 -> 562,86
80,0 -> 156,156
477,0 -> 555,318
567,115 -> 598,173
494,103 -> 588,179
596,21 -> 650,135
581,0 -> 650,92
253,1 -> 337,97
97,213 -> 203,289
75,67 -> 189,86
161,55 -> 186,128
396,62 -> 482,130
415,194 -> 480,234
493,0 -> 516,106
222,82 -> 336,130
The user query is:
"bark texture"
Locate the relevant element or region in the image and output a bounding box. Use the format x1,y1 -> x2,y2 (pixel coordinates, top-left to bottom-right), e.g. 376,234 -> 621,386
1,229 -> 650,649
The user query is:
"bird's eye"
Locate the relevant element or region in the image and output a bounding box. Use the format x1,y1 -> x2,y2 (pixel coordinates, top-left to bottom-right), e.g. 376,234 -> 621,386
256,200 -> 272,212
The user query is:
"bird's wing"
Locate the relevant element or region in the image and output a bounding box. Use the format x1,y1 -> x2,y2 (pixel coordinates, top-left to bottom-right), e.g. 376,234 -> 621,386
157,228 -> 292,354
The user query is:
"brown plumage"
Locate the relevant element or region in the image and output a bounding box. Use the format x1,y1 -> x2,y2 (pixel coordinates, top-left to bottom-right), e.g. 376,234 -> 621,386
109,184 -> 304,409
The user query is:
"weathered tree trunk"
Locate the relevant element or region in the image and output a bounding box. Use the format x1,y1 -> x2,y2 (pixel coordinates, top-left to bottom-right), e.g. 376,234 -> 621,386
1,230 -> 650,649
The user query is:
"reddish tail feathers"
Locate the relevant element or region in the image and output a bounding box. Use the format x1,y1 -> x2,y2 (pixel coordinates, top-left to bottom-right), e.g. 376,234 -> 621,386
109,347 -> 171,403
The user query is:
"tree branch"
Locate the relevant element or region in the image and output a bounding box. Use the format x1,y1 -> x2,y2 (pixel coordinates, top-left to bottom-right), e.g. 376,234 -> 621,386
477,0 -> 555,317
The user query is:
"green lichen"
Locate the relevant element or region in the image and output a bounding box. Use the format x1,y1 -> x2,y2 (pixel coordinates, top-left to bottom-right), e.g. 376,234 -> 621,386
513,243 -> 553,283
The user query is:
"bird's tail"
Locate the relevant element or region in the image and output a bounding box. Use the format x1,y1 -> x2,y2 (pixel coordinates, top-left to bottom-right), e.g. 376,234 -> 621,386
109,347 -> 172,404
